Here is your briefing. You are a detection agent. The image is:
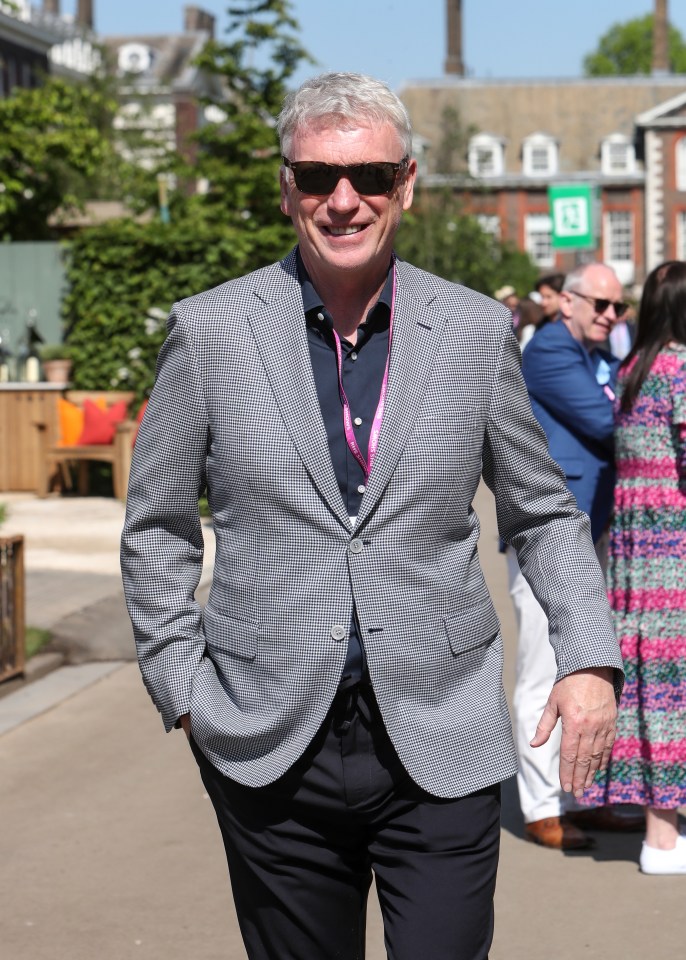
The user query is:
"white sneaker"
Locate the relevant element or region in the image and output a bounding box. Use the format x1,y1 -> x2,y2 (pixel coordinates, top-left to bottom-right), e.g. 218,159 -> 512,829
640,834 -> 686,875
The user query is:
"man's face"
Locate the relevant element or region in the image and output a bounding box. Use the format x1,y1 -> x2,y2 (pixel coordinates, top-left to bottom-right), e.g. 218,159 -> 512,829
559,265 -> 623,351
280,121 -> 416,283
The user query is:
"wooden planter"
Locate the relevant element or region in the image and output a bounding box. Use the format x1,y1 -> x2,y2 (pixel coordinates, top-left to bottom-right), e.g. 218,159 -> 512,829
0,535 -> 25,683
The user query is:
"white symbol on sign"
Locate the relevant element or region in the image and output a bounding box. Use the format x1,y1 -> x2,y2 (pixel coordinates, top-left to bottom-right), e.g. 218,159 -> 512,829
553,198 -> 589,237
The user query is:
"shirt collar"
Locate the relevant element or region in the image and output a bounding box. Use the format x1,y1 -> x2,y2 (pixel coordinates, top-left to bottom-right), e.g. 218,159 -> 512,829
297,248 -> 394,330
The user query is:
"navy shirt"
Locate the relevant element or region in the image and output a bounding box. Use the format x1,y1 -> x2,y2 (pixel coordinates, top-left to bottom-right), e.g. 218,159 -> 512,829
299,252 -> 394,682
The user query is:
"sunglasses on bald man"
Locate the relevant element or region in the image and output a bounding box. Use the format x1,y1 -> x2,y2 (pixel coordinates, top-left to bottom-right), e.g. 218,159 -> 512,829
282,156 -> 409,196
567,290 -> 629,318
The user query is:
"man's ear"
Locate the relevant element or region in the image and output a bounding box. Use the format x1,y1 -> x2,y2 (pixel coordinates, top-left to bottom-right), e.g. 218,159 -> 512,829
558,290 -> 573,319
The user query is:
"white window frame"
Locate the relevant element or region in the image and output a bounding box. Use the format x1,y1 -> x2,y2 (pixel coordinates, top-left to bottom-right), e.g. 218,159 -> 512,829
522,133 -> 558,177
603,210 -> 634,263
676,138 -> 686,192
524,214 -> 554,267
677,211 -> 686,260
600,134 -> 636,176
468,134 -> 505,178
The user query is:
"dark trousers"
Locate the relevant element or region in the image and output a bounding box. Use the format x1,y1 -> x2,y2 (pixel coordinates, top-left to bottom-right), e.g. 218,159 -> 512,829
190,681 -> 501,960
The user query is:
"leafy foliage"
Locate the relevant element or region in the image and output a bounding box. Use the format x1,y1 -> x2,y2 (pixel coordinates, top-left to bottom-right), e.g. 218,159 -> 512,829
396,188 -> 538,297
64,1 -> 313,400
583,14 -> 686,75
398,106 -> 537,297
0,74 -> 142,240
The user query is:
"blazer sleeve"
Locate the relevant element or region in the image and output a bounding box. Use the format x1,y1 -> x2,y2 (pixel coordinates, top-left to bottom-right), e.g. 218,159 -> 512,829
482,320 -> 623,692
522,329 -> 615,450
120,304 -> 210,731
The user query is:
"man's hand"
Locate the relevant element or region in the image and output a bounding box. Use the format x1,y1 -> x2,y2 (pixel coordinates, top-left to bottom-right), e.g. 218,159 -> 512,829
179,713 -> 191,740
530,667 -> 616,798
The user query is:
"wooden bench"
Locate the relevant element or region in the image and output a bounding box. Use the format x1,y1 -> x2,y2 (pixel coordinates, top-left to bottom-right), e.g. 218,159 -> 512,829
34,390 -> 137,501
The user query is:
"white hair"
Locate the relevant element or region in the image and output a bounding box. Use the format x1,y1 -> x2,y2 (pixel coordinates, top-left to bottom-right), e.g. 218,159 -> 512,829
277,72 -> 412,158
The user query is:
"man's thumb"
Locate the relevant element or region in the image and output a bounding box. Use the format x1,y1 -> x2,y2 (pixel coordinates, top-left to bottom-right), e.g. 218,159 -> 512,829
530,701 -> 558,748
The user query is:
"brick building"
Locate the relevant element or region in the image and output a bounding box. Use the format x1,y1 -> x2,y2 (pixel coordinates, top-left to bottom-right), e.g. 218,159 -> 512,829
401,76 -> 686,286
400,1 -> 686,286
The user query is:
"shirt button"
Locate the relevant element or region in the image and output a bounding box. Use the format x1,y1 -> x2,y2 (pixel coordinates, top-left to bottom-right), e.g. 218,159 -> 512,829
351,351 -> 358,361
353,417 -> 362,427
349,539 -> 363,555
357,484 -> 366,494
330,624 -> 346,641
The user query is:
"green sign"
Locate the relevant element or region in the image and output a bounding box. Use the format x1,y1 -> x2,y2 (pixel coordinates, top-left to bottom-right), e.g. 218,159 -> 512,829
548,184 -> 597,249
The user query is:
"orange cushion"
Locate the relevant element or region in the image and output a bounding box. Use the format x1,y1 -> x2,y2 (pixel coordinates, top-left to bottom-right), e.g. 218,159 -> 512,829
57,398 -> 84,446
132,398 -> 149,447
78,399 -> 128,445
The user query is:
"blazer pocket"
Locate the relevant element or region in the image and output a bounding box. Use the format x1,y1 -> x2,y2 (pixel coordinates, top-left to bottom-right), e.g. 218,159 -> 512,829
443,600 -> 500,657
415,411 -> 479,435
554,456 -> 583,480
203,603 -> 258,662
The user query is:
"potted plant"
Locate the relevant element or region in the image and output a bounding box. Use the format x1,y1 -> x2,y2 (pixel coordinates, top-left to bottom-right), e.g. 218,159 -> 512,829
39,344 -> 74,384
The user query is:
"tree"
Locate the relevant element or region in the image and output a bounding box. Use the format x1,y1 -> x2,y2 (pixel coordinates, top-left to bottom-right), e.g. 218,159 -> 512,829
0,73 -> 148,241
179,0 -> 314,255
583,14 -> 686,75
396,106 -> 538,297
395,190 -> 538,298
64,1 -> 314,399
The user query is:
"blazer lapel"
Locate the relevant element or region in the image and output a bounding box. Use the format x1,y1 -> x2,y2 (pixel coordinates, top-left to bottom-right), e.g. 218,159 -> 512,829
355,263 -> 446,528
247,258 -> 350,529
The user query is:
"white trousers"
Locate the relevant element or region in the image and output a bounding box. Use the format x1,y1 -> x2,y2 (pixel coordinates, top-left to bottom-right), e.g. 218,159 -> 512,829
507,549 -> 566,823
506,543 -> 611,824
508,540 -> 608,822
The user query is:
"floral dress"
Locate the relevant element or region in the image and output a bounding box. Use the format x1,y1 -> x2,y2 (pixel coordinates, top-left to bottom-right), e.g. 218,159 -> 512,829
585,343 -> 686,808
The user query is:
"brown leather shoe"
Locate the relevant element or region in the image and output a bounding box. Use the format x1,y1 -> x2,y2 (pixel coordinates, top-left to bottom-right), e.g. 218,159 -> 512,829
566,806 -> 645,832
524,816 -> 593,850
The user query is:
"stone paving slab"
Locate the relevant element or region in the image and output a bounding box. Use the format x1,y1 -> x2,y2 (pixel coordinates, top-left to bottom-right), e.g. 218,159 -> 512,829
0,661 -> 124,736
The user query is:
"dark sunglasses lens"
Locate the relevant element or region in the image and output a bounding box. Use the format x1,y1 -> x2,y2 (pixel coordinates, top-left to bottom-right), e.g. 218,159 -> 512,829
350,163 -> 396,195
291,161 -> 399,195
594,298 -> 629,318
294,163 -> 338,194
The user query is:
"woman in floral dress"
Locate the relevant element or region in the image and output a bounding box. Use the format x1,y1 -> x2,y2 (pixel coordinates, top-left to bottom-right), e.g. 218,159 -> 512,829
584,260 -> 686,874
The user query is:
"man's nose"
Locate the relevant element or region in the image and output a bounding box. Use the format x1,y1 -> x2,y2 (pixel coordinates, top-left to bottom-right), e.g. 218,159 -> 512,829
327,176 -> 360,212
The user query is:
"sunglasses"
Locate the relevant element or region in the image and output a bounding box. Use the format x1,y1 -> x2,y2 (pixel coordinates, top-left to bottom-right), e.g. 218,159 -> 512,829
568,290 -> 629,318
282,156 -> 409,196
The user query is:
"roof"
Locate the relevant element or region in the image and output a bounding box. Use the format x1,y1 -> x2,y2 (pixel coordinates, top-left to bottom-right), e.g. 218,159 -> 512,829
102,30 -> 212,93
400,75 -> 686,174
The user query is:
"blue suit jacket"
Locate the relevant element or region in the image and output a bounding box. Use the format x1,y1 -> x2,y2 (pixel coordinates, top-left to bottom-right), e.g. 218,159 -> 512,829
521,320 -> 620,543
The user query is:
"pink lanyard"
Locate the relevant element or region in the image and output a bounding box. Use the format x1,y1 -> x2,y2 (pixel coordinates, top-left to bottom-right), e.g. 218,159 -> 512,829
330,264 -> 397,481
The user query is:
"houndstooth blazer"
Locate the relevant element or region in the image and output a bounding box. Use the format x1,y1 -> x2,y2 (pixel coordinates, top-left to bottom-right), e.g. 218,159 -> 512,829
121,249 -> 623,797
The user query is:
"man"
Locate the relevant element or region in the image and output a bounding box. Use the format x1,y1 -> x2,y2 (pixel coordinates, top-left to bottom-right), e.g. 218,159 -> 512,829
513,263 -> 642,849
121,74 -> 622,960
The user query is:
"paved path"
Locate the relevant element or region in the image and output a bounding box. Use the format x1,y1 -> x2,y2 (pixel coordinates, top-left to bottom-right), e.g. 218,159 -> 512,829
1,488 -> 684,959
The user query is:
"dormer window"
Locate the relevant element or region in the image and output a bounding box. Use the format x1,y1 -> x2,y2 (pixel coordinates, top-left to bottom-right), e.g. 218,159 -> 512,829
522,133 -> 558,177
118,43 -> 155,75
601,134 -> 636,176
468,134 -> 505,178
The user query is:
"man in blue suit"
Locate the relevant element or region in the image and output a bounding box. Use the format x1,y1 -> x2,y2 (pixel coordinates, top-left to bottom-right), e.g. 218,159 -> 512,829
512,262 -> 641,848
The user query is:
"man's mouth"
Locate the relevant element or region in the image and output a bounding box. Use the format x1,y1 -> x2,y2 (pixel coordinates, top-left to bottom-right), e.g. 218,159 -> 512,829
324,225 -> 367,236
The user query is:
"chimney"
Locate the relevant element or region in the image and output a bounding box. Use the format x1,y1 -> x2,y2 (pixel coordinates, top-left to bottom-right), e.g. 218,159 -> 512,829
76,0 -> 93,30
43,0 -> 60,14
445,0 -> 464,76
653,0 -> 669,74
184,5 -> 216,38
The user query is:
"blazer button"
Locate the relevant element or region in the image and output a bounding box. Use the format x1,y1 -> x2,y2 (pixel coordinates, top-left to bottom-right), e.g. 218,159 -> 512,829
349,539 -> 363,554
330,625 -> 346,641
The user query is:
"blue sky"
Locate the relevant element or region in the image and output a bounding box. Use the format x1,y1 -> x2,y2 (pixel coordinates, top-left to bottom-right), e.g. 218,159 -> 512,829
87,1 -> 686,91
